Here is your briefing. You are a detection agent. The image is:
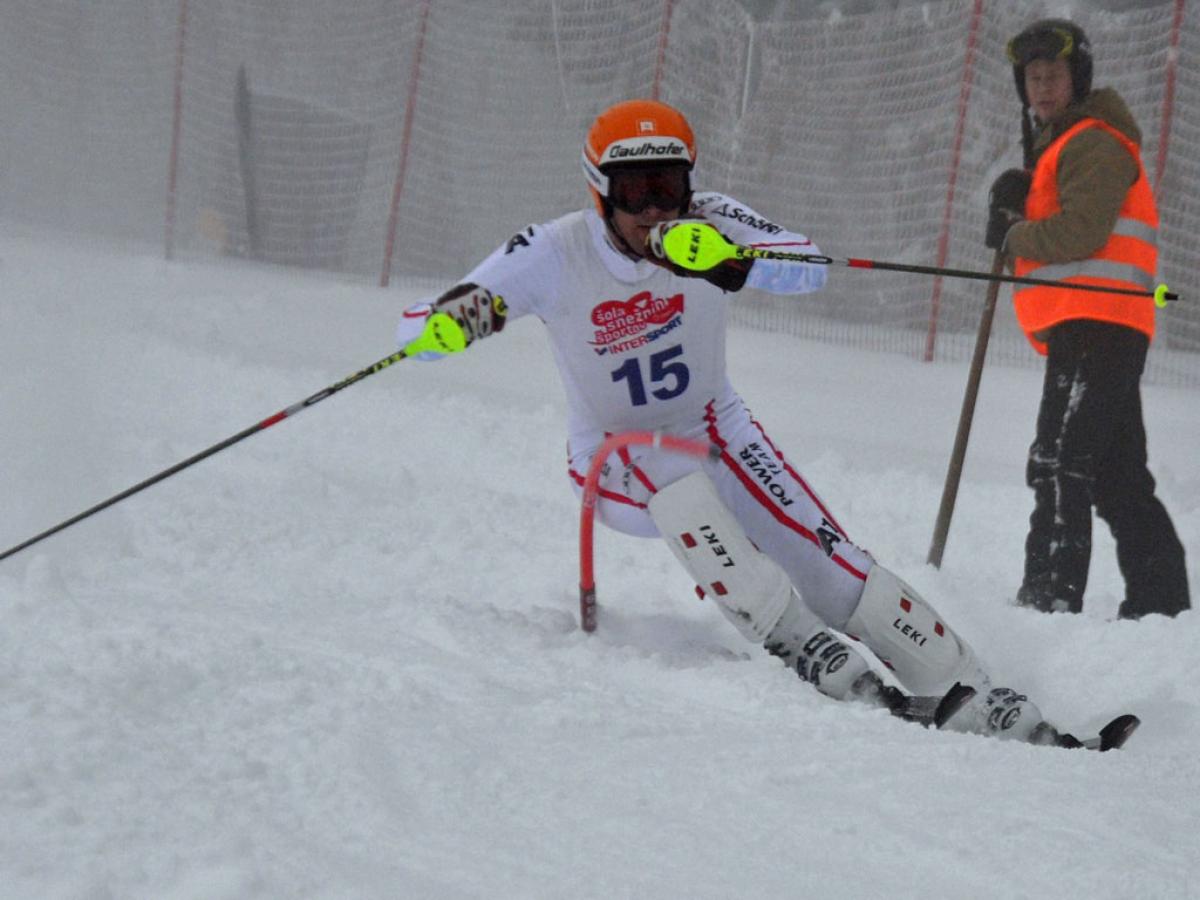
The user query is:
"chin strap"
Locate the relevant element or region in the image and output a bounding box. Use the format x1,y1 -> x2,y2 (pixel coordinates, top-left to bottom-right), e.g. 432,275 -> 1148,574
1021,103 -> 1035,169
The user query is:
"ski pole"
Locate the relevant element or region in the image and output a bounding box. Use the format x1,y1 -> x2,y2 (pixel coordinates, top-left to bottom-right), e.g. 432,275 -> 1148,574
662,221 -> 1179,306
927,250 -> 1005,569
0,312 -> 466,563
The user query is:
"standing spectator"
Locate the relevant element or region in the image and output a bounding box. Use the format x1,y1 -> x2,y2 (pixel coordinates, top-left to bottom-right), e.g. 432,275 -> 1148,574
987,19 -> 1189,618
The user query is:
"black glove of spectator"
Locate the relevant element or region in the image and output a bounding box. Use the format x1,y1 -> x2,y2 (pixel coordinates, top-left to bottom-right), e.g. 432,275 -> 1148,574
985,169 -> 1031,250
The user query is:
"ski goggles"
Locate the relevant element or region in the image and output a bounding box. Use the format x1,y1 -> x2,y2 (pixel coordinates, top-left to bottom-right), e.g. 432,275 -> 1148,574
1007,26 -> 1075,66
607,164 -> 691,215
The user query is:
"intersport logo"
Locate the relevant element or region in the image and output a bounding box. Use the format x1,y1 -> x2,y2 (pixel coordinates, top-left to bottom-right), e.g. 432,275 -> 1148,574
589,290 -> 684,355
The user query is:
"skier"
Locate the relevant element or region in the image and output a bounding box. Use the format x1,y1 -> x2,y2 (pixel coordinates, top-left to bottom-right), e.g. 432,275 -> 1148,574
398,98 -> 1044,741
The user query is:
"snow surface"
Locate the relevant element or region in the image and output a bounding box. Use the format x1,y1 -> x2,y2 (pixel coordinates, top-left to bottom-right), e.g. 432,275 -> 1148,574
2,226 -> 1198,899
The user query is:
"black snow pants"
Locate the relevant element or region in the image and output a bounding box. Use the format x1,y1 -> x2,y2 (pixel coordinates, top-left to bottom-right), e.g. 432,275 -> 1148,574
1019,320 -> 1190,618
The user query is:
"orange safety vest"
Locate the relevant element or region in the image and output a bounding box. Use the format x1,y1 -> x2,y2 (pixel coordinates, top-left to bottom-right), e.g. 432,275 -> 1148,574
1013,118 -> 1158,355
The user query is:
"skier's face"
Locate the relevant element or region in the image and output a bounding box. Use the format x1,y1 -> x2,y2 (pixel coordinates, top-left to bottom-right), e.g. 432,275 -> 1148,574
604,164 -> 689,258
1025,58 -> 1073,123
609,202 -> 681,259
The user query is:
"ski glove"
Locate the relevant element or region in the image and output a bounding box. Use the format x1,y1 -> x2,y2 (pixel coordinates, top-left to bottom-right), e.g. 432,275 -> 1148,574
645,221 -> 753,292
985,169 -> 1031,250
395,283 -> 507,360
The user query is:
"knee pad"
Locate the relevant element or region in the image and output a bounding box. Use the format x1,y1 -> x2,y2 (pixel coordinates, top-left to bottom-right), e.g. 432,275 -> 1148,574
844,565 -> 989,697
649,471 -> 792,642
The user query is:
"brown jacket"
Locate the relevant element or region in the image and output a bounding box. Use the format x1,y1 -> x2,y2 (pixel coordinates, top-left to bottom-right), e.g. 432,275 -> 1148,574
1006,88 -> 1142,263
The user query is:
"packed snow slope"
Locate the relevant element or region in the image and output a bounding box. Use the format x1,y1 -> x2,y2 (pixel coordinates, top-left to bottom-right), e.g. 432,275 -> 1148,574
2,227 -> 1198,899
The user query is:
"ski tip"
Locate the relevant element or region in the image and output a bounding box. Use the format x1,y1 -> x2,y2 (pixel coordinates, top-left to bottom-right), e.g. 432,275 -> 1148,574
1098,714 -> 1140,752
933,682 -> 977,729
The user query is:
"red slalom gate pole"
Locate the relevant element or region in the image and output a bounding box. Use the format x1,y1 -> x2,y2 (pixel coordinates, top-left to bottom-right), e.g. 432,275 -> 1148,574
578,430 -> 718,632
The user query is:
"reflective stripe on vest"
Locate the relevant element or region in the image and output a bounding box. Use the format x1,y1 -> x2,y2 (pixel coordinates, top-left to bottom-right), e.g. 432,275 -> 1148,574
1022,257 -> 1155,291
1013,117 -> 1157,355
1109,217 -> 1157,245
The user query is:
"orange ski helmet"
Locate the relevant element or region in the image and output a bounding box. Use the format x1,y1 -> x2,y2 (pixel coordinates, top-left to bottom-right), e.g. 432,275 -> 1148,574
582,99 -> 696,217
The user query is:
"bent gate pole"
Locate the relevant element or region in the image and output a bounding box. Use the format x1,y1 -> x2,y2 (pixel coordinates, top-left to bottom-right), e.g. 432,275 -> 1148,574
578,431 -> 717,632
928,251 -> 1005,569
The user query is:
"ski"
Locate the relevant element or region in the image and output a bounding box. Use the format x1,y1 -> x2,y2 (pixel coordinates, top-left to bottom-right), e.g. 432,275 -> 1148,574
947,684 -> 1141,752
851,673 -> 977,730
1037,713 -> 1141,752
840,673 -> 1137,751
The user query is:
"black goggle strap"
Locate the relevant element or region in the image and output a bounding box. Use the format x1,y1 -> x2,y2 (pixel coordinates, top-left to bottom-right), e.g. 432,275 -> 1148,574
1007,26 -> 1074,65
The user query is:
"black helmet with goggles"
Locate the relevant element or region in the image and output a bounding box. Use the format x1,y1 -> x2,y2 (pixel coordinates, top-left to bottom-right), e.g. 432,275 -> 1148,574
1008,19 -> 1093,105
